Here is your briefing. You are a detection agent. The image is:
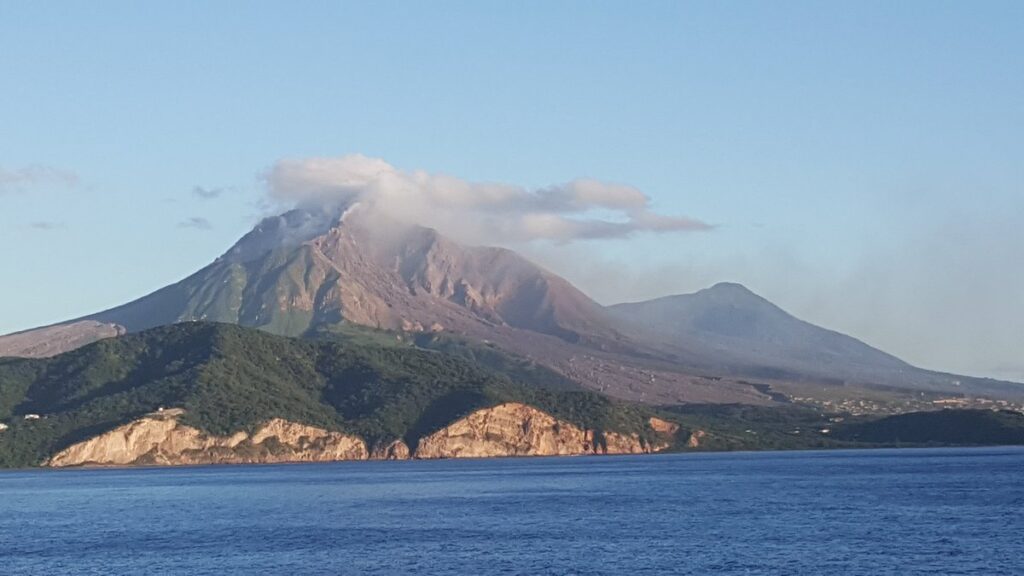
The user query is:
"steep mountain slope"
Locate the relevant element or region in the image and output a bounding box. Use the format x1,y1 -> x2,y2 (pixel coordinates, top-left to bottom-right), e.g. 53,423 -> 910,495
79,205 -> 624,346
0,322 -> 669,467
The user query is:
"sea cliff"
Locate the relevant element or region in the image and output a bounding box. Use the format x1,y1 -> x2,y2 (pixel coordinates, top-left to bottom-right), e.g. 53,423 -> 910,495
416,403 -> 673,458
46,409 -> 368,466
46,404 -> 679,467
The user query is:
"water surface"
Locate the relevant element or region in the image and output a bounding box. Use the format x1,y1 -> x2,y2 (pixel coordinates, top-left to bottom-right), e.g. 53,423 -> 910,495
2,447 -> 1022,575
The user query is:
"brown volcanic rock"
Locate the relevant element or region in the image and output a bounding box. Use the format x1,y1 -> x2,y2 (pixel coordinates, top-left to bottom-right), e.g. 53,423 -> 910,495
298,207 -> 619,344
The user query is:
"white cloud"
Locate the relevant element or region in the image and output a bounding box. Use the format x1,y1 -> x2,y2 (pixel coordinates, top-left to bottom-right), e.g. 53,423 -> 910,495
265,154 -> 710,244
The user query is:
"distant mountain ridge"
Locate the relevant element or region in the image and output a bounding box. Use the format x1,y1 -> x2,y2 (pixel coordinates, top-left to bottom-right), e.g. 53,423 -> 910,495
1,204 -> 1020,403
609,282 -> 1020,397
608,282 -> 910,377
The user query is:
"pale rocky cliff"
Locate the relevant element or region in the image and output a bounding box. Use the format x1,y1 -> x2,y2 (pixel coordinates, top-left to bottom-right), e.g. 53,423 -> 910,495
45,405 -> 681,467
46,409 -> 368,467
414,402 -> 671,458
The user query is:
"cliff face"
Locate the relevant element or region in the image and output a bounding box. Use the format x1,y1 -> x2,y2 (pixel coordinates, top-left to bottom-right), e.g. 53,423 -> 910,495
46,410 -> 368,467
414,402 -> 669,459
46,404 -> 678,467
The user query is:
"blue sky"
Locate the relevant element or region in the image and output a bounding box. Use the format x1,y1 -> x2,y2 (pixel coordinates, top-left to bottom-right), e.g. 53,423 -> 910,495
1,1 -> 1022,380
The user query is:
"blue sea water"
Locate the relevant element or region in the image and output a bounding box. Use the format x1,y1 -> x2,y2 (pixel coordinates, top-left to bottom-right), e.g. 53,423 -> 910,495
1,447 -> 1022,575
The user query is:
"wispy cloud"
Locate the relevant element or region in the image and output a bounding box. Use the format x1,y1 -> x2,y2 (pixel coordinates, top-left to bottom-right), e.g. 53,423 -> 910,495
0,165 -> 79,193
192,185 -> 227,200
29,221 -> 67,231
177,216 -> 213,230
265,154 -> 711,244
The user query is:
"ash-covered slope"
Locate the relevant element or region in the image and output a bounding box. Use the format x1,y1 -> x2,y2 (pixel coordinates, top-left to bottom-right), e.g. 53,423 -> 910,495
80,205 -> 623,348
0,321 -> 124,359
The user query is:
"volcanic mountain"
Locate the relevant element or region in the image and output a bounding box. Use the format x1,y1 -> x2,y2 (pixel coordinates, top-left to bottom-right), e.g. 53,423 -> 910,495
81,204 -> 626,348
1,204 -> 1020,404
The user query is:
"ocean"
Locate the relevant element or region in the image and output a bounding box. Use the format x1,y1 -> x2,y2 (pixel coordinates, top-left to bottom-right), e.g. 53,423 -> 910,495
2,447 -> 1022,575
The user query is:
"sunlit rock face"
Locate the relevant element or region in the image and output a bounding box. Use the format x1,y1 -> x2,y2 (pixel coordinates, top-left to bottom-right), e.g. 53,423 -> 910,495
413,402 -> 667,459
45,404 -> 679,467
46,410 -> 368,467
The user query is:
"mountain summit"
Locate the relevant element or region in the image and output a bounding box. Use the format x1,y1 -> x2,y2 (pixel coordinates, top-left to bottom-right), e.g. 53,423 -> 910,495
79,205 -> 621,346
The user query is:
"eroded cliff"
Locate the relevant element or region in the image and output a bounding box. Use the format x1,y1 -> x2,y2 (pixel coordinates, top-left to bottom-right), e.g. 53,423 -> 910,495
46,409 -> 368,467
414,402 -> 671,458
45,404 -> 680,467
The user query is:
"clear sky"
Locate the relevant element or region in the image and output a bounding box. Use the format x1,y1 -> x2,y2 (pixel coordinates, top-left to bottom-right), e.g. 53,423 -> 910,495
1,1 -> 1021,381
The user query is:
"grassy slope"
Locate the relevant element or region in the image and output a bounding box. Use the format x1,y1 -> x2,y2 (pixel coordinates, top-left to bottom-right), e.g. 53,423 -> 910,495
0,322 -> 658,467
660,403 -> 1024,451
833,409 -> 1024,445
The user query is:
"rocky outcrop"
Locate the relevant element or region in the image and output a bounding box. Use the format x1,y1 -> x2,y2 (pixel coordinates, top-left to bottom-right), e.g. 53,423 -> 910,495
413,402 -> 670,459
46,409 -> 368,467
370,439 -> 411,460
649,417 -> 680,436
687,429 -> 708,448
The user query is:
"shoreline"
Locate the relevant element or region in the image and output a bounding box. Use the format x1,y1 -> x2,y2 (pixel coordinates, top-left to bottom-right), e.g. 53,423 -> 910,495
3,443 -> 1022,473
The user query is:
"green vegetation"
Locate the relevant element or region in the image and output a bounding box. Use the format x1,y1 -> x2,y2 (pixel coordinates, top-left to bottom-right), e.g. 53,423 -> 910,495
0,322 -> 657,467
2,322 -> 1020,468
659,403 -> 1024,452
410,332 -> 584,392
658,403 -> 853,451
832,409 -> 1024,445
